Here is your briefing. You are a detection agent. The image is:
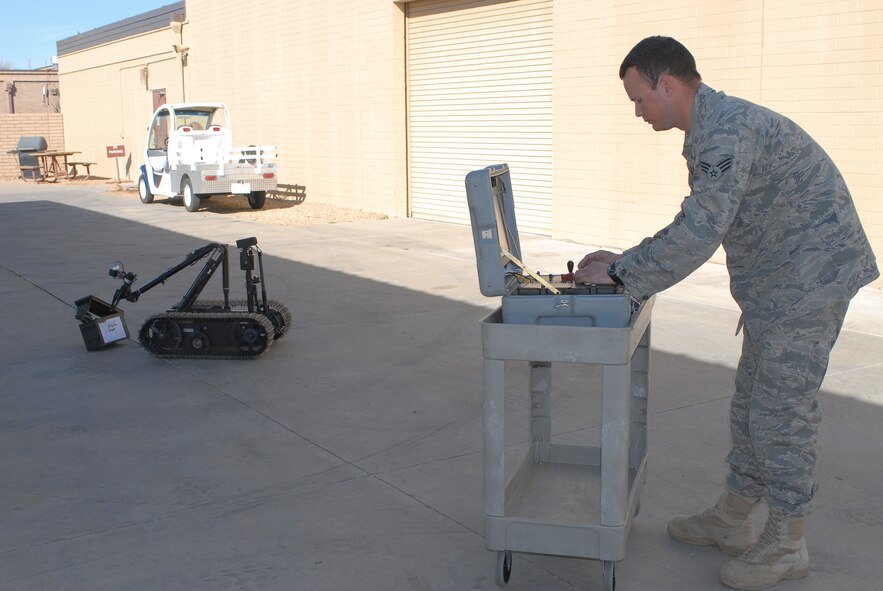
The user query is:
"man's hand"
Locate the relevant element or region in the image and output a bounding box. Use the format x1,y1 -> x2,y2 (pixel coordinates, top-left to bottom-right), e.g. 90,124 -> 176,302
573,250 -> 624,285
577,250 -> 622,268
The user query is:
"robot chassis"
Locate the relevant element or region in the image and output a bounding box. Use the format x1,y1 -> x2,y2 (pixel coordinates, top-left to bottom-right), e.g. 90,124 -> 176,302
108,237 -> 290,359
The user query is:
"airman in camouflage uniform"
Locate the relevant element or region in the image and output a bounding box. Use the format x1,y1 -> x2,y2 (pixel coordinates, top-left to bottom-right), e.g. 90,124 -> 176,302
574,36 -> 878,589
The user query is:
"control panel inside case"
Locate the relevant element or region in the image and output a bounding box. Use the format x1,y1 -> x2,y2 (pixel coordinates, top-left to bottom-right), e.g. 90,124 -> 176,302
512,281 -> 622,296
465,164 -> 633,327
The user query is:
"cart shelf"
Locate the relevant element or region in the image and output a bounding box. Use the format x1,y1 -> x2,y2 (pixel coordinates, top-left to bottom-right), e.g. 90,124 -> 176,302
480,298 -> 653,589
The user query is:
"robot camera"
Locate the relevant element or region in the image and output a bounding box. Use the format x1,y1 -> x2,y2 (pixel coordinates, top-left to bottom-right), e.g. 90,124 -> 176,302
108,261 -> 126,278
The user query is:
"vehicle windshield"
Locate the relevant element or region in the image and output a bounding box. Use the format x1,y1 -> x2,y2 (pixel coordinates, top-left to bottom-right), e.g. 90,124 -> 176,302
174,107 -> 229,130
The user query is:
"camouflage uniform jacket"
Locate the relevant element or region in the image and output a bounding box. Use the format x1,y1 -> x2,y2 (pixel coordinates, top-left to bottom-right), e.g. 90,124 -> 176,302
615,84 -> 878,337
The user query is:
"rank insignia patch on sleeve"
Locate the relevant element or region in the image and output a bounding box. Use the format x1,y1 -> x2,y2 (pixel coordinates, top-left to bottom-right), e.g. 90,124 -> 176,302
699,157 -> 733,179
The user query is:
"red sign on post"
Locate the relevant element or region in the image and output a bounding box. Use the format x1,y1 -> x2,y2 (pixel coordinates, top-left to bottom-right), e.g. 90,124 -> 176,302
106,145 -> 126,181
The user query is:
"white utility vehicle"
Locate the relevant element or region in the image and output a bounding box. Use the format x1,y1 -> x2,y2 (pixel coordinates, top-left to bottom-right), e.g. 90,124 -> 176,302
138,103 -> 277,212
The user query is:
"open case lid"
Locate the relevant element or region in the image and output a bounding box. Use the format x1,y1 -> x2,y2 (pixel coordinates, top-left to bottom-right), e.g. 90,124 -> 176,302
465,164 -> 526,297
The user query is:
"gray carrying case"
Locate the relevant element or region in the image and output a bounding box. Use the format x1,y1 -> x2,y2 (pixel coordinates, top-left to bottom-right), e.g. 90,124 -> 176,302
465,164 -> 633,328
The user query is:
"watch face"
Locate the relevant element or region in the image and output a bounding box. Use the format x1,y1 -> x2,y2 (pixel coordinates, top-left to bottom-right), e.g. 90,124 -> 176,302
607,263 -> 623,285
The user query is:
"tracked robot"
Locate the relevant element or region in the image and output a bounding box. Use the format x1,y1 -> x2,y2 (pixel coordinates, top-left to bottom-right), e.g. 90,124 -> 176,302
77,237 -> 290,359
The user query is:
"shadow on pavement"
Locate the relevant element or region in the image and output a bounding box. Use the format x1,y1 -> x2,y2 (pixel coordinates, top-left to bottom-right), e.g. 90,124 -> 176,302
0,201 -> 881,590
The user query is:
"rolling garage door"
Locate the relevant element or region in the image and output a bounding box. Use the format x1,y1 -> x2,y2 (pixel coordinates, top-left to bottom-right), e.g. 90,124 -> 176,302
407,0 -> 553,233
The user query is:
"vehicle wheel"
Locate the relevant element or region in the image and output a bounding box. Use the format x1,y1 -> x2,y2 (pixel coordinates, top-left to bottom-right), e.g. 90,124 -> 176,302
247,191 -> 266,209
139,173 -> 154,204
182,177 -> 201,212
495,550 -> 512,586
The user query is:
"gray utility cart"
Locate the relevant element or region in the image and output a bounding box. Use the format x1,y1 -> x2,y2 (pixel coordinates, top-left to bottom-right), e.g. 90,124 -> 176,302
466,164 -> 654,590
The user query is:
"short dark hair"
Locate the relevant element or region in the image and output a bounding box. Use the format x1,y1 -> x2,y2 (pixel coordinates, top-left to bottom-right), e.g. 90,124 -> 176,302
619,36 -> 701,89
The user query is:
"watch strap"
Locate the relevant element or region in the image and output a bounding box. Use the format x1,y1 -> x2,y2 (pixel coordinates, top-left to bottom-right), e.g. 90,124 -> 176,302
607,262 -> 624,286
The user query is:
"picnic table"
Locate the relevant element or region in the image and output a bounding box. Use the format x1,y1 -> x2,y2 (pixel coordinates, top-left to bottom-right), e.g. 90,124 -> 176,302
31,150 -> 80,182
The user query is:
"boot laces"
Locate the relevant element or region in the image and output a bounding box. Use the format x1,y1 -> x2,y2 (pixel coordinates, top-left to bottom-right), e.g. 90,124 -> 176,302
741,513 -> 783,563
697,505 -> 720,519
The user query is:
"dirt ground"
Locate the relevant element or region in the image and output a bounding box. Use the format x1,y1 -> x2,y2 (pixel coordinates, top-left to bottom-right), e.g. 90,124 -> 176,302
2,176 -> 389,227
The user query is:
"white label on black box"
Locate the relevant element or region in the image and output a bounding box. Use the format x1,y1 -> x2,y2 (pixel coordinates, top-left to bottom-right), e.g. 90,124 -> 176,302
98,316 -> 127,343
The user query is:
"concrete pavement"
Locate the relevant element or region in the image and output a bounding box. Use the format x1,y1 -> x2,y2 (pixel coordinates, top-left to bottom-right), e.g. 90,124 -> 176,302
1,181 -> 881,591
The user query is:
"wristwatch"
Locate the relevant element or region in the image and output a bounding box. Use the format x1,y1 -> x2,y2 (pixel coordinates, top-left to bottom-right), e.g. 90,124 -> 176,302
607,262 -> 624,286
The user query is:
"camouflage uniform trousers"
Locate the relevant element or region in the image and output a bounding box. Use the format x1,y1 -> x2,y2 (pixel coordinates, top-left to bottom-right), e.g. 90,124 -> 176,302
725,298 -> 851,517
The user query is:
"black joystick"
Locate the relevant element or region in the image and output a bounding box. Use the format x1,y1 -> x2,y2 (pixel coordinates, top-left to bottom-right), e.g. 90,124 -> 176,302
562,260 -> 575,282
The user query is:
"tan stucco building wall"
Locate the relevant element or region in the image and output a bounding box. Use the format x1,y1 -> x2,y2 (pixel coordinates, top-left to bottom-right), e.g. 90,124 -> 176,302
553,0 -> 882,272
57,27 -> 182,181
181,0 -> 408,217
56,0 -> 881,284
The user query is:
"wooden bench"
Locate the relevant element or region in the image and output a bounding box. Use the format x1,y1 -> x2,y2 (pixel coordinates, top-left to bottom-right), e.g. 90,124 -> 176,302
68,161 -> 96,179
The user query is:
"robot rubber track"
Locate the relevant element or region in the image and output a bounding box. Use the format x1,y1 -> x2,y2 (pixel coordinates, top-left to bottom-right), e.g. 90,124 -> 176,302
196,299 -> 292,340
83,237 -> 291,360
138,311 -> 276,360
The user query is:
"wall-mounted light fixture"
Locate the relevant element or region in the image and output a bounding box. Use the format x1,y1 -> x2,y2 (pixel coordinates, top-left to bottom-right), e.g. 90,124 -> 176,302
173,44 -> 189,66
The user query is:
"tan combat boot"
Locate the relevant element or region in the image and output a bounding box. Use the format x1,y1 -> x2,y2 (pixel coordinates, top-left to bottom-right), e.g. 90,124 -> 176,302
719,511 -> 810,590
667,491 -> 761,556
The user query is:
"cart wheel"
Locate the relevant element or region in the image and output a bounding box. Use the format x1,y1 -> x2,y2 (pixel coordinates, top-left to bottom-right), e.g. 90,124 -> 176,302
247,190 -> 266,209
182,177 -> 201,212
139,173 -> 154,204
602,560 -> 616,591
495,550 -> 512,586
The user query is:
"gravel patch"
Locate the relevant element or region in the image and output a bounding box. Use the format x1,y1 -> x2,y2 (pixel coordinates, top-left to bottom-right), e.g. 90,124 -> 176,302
2,178 -> 389,227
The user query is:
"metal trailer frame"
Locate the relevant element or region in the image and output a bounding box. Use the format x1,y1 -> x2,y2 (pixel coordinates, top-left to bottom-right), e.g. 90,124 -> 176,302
168,163 -> 278,196
480,298 -> 653,590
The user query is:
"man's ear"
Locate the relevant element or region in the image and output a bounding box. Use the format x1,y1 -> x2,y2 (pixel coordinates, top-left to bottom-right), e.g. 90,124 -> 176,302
658,74 -> 676,96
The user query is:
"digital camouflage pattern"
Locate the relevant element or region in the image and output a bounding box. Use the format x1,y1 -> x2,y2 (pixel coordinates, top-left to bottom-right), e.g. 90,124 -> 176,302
614,84 -> 878,515
726,299 -> 848,516
615,84 -> 878,337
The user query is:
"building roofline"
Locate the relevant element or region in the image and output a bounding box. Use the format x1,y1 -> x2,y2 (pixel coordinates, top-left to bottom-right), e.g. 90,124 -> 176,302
56,2 -> 185,57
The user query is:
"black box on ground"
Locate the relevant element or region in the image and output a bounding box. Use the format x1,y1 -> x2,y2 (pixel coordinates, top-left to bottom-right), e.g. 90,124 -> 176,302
75,295 -> 130,351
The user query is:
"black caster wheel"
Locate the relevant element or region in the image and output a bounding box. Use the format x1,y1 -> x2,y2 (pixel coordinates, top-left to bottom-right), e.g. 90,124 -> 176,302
602,560 -> 616,591
495,550 -> 512,586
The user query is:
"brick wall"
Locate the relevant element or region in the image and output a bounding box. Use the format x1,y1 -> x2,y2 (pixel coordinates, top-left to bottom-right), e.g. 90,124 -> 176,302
0,113 -> 64,179
0,70 -> 61,115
